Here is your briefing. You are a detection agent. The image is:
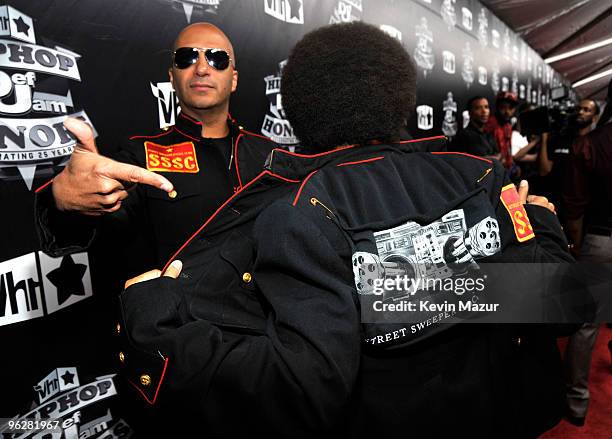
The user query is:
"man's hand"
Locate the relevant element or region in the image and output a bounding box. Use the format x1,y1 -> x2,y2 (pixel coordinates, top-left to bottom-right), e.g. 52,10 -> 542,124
518,179 -> 556,214
51,118 -> 174,215
124,260 -> 182,289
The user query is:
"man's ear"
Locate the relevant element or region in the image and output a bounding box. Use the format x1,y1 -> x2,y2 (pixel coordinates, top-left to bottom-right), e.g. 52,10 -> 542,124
231,69 -> 238,93
168,68 -> 174,87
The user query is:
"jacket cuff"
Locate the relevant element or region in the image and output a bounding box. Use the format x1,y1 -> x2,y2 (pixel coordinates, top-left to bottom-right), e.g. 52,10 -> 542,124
117,277 -> 181,405
35,183 -> 97,257
525,204 -> 572,258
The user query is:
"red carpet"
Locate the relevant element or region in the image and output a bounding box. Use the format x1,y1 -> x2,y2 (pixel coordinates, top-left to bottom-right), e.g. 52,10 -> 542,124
540,325 -> 612,439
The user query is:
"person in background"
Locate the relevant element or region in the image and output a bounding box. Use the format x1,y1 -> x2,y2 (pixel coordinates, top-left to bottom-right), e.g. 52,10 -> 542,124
512,103 -> 543,183
486,91 -> 520,178
562,86 -> 610,427
538,99 -> 599,225
450,96 -> 500,160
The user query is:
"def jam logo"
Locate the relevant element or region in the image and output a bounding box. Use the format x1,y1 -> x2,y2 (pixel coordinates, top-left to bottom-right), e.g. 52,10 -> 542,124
261,60 -> 298,146
264,0 -> 304,24
0,5 -> 94,190
0,251 -> 92,327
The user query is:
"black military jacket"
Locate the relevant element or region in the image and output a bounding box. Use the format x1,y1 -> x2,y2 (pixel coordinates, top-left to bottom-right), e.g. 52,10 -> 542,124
36,113 -> 277,266
117,136 -> 573,438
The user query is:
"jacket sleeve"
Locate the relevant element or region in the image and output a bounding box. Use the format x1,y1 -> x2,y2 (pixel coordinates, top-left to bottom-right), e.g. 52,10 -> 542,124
35,185 -> 98,257
35,142 -> 147,257
119,200 -> 361,437
487,161 -> 578,331
489,160 -> 573,263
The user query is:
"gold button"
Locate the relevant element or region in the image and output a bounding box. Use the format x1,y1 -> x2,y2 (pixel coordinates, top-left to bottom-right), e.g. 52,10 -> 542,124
162,126 -> 170,131
242,272 -> 252,283
168,190 -> 177,199
140,374 -> 152,386
516,337 -> 522,346
116,323 -> 121,335
119,351 -> 125,363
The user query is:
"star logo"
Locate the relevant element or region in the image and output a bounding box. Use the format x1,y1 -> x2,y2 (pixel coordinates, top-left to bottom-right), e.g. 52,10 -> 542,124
61,370 -> 75,385
13,16 -> 30,35
287,0 -> 302,20
46,255 -> 87,306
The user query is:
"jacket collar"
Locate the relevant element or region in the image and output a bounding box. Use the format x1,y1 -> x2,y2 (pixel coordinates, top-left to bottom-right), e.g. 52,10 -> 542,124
175,112 -> 240,140
265,136 -> 447,180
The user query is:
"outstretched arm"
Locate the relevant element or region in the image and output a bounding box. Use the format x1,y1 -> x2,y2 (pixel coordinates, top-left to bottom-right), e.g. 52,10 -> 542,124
51,118 -> 173,215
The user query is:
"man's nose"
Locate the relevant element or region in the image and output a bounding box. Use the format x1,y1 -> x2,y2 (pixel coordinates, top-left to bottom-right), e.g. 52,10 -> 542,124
194,52 -> 209,75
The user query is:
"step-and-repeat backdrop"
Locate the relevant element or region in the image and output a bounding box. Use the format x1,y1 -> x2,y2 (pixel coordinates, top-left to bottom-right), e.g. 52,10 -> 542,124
1,0 -> 569,435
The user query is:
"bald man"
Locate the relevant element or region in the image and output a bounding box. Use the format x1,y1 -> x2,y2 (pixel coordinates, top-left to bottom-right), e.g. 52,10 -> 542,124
36,23 -> 277,266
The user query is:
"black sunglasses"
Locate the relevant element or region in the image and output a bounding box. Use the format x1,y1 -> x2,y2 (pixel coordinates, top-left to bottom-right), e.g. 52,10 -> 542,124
173,47 -> 233,71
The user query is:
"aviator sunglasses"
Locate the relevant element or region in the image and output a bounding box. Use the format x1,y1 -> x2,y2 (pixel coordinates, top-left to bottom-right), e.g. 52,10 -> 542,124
173,47 -> 233,70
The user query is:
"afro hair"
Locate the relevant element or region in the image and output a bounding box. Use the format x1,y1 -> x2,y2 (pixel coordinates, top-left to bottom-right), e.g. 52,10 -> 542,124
281,21 -> 416,151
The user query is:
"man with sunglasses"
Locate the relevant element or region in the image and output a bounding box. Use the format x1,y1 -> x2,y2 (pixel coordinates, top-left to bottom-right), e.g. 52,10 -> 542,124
36,23 -> 276,268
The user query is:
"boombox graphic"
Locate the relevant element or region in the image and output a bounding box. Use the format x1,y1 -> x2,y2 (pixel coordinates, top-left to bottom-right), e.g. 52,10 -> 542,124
352,209 -> 500,301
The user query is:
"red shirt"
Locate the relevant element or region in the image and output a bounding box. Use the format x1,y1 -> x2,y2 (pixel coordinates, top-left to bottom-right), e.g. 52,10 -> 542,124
485,115 -> 513,169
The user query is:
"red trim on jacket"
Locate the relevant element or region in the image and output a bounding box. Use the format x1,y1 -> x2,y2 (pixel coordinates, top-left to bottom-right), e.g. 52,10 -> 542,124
336,156 -> 385,167
173,126 -> 201,143
239,129 -> 274,141
292,170 -> 319,206
431,151 -> 493,163
399,135 -> 446,144
129,127 -> 175,141
162,170 -> 300,272
233,133 -> 244,188
293,156 -> 386,205
272,135 -> 445,159
272,144 -> 357,158
35,179 -> 54,193
127,356 -> 169,405
178,112 -> 202,125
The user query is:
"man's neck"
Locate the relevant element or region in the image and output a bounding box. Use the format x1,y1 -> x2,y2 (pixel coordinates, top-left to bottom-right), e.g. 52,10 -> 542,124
578,124 -> 592,137
470,121 -> 485,132
182,108 -> 230,138
495,115 -> 510,126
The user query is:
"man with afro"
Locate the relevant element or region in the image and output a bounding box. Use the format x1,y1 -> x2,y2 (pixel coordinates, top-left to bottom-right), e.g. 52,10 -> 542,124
281,22 -> 416,149
118,22 -> 575,437
279,21 -> 573,437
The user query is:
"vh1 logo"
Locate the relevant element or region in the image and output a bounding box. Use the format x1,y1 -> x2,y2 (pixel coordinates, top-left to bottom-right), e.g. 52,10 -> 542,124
0,251 -> 92,327
150,82 -> 179,129
33,367 -> 80,404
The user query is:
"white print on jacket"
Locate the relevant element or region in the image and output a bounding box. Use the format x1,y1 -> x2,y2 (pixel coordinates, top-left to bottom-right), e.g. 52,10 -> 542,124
352,211 -> 500,300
